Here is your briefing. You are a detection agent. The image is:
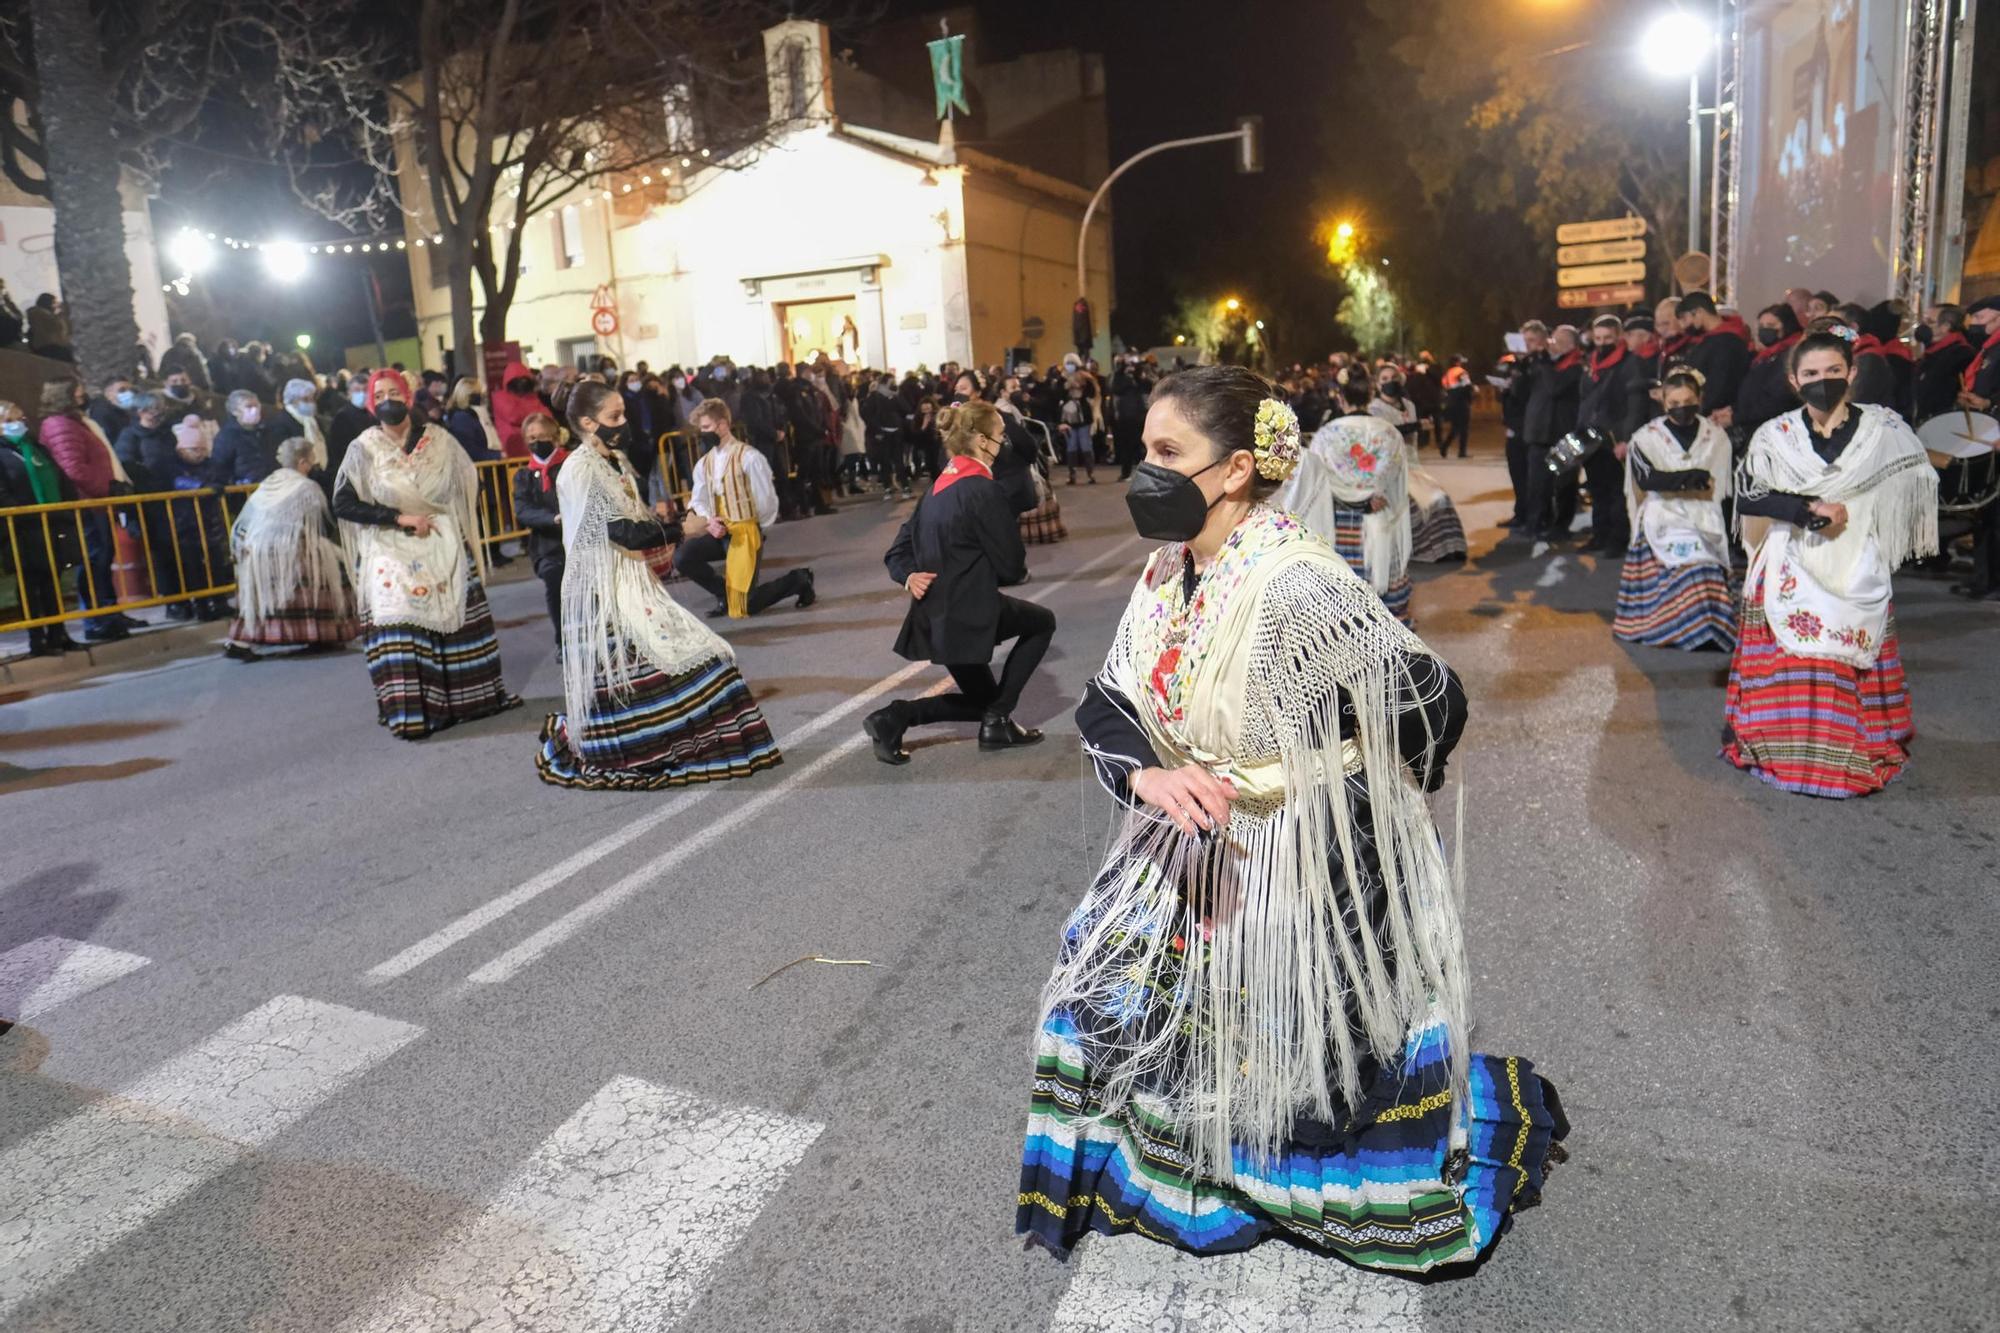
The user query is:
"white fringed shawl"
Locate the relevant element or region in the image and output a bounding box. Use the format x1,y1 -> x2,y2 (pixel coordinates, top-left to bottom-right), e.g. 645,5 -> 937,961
1041,507 -> 1468,1180
230,467 -> 349,636
1275,414 -> 1411,593
1738,404 -> 1938,667
1624,415 -> 1733,569
556,442 -> 732,748
335,423 -> 486,634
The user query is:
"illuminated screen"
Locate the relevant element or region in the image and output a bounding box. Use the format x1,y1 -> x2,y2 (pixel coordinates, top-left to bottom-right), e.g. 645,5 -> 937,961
1735,0 -> 1906,307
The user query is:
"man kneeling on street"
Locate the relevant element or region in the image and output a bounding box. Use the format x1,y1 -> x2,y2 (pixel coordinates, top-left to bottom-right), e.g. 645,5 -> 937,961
678,398 -> 815,618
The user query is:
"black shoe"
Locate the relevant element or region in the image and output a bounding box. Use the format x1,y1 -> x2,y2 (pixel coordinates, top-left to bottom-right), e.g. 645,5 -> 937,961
83,623 -> 130,644
813,505 -> 835,516
27,630 -> 61,657
112,613 -> 146,630
50,629 -> 83,652
164,603 -> 194,622
224,644 -> 261,663
707,600 -> 729,619
1499,517 -> 1525,530
1118,468 -> 1133,480
1577,536 -> 1607,553
978,715 -> 1044,751
794,568 -> 816,609
489,551 -> 515,568
862,705 -> 911,766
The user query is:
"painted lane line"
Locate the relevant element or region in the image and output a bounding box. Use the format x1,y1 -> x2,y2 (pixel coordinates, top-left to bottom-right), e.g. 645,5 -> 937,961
1047,1233 -> 1424,1333
462,534 -> 1146,986
377,529 -> 1147,986
0,936 -> 149,1021
340,1076 -> 821,1332
0,995 -> 422,1321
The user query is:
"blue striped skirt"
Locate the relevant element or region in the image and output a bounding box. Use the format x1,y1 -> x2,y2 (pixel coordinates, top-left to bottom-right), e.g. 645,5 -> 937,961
1332,508 -> 1414,626
1613,538 -> 1736,651
363,579 -> 520,740
536,653 -> 781,791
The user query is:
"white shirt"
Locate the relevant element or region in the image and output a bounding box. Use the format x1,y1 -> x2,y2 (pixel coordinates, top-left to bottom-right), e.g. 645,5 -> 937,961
689,439 -> 778,528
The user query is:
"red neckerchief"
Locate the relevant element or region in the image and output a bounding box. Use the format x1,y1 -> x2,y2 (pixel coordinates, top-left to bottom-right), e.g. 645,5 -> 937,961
1753,330 -> 1802,364
931,455 -> 993,495
1587,343 -> 1625,380
525,444 -> 570,491
1925,330 -> 1970,359
1964,326 -> 2000,391
1660,333 -> 1691,358
1552,350 -> 1582,373
1629,334 -> 1660,360
1853,335 -> 1914,364
1713,313 -> 1754,346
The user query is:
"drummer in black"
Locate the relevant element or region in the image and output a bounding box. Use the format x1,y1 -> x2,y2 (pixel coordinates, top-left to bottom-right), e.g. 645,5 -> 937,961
865,397 -> 1056,764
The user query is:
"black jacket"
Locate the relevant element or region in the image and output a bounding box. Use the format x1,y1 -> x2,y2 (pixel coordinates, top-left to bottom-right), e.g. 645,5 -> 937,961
1577,347 -> 1649,439
214,420 -> 277,485
737,389 -> 780,452
1523,352 -> 1582,446
1681,327 -> 1753,415
88,397 -> 130,443
1915,336 -> 1977,420
113,421 -> 181,493
1851,347 -> 1915,422
884,471 -> 1029,665
861,388 -> 902,441
511,454 -> 567,571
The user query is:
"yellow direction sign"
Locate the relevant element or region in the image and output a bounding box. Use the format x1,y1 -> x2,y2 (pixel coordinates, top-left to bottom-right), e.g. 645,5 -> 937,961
1556,239 -> 1647,266
1557,260 -> 1647,289
1557,283 -> 1647,309
1556,216 -> 1648,245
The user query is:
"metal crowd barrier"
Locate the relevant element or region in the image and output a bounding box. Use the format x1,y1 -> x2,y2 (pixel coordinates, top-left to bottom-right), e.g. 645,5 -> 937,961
0,430 -> 704,636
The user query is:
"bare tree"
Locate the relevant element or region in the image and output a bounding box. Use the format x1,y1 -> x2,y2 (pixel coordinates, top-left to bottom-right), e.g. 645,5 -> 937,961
276,0 -> 822,376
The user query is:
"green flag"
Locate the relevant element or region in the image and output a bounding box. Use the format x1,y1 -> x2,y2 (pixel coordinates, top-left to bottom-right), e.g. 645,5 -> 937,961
927,34 -> 969,120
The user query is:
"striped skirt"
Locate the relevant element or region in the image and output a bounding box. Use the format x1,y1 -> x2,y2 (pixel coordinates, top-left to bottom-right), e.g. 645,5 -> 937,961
363,579 -> 521,741
1019,494 -> 1068,545
1018,1012 -> 1565,1273
1720,567 -> 1913,798
227,582 -> 359,649
1612,538 -> 1736,651
535,653 -> 782,791
1332,508 -> 1413,625
1410,495 -> 1468,562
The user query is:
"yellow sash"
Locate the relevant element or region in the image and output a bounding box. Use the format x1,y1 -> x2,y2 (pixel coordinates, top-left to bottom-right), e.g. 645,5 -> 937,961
724,520 -> 761,617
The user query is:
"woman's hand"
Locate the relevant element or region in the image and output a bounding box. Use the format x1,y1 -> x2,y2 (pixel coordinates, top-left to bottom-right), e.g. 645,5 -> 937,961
1131,764 -> 1237,836
1367,494 -> 1388,512
397,513 -> 434,537
1808,499 -> 1848,530
905,571 -> 937,600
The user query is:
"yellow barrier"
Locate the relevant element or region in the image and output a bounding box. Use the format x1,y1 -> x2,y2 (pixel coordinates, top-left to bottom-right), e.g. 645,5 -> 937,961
0,430 -> 700,635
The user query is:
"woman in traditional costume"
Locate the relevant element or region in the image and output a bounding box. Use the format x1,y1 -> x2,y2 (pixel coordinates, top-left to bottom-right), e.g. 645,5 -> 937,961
1275,376 -> 1414,624
333,369 -> 519,740
535,382 -> 781,790
1612,369 -> 1737,651
1370,367 -> 1467,562
223,436 -> 357,661
1018,366 -> 1565,1274
1723,332 -> 1938,797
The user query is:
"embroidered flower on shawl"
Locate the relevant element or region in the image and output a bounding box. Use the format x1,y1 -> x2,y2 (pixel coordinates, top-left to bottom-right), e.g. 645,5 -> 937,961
1252,399 -> 1301,481
1150,646 -> 1183,710
1829,625 -> 1873,651
1784,609 -> 1823,640
1347,441 -> 1378,473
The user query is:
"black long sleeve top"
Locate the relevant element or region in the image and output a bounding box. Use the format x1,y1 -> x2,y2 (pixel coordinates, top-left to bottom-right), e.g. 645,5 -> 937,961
1633,419 -> 1713,492
1735,409 -> 1862,528
1076,557 -> 1469,807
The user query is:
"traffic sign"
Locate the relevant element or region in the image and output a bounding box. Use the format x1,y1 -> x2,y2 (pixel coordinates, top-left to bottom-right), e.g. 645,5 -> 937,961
1557,283 -> 1647,309
1556,239 -> 1647,266
1555,216 -> 1647,245
590,307 -> 619,336
1557,260 -> 1647,289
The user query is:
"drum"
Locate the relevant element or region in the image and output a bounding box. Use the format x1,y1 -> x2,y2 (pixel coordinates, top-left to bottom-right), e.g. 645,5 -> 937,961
1918,411 -> 2000,514
1546,427 -> 1610,478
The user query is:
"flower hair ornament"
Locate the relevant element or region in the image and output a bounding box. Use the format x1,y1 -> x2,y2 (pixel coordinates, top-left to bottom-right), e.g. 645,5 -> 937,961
1252,398 -> 1301,481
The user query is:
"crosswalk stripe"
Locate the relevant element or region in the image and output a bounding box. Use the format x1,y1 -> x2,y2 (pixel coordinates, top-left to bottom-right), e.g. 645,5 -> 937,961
341,1075 -> 823,1332
0,994 -> 422,1321
0,936 -> 150,1021
1047,1235 -> 1425,1333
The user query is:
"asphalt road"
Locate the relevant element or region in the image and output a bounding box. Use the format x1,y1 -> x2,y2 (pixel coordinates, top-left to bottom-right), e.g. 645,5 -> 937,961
1,442 -> 1995,1333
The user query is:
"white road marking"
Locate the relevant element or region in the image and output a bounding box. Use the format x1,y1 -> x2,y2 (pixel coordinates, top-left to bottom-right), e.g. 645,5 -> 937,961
460,531 -> 1146,987
341,1075 -> 821,1333
1048,1234 -> 1424,1333
0,936 -> 149,1020
0,995 -> 421,1320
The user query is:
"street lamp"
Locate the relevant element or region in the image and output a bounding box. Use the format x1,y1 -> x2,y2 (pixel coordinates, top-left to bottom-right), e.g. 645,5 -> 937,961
1224,297 -> 1241,312
294,333 -> 312,351
1642,9 -> 1714,265
262,242 -> 307,284
167,229 -> 214,275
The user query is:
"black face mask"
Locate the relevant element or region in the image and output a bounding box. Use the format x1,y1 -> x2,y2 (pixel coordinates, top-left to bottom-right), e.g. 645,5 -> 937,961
468,393 -> 484,406
166,384 -> 190,399
1756,327 -> 1782,347
595,420 -> 626,448
1666,404 -> 1700,427
507,377 -> 534,394
1797,377 -> 1848,413
1125,458 -> 1223,542
374,400 -> 409,428
697,430 -> 720,451
1913,325 -> 1934,349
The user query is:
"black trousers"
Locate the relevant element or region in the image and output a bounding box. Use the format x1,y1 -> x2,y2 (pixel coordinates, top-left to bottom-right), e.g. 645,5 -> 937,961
535,556 -> 563,643
1506,434 -> 1530,523
902,594 -> 1056,725
1442,407 -> 1470,457
1524,446 -> 1578,537
1582,446 -> 1630,548
675,529 -> 804,614
866,432 -> 908,487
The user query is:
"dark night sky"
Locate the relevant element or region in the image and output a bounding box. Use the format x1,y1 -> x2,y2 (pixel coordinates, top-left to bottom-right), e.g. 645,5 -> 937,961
159,2 -> 1345,362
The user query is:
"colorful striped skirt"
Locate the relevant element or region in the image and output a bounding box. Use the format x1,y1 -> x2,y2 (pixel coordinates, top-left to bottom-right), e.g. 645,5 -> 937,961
1612,538 -> 1736,651
1410,495 -> 1468,563
1018,1011 -> 1565,1273
1720,567 -> 1913,798
227,583 -> 359,649
535,653 -> 782,791
1332,508 -> 1414,625
363,579 -> 521,741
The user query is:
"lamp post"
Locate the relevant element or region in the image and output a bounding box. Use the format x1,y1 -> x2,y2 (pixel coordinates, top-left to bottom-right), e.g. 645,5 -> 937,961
1643,10 -> 1715,268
